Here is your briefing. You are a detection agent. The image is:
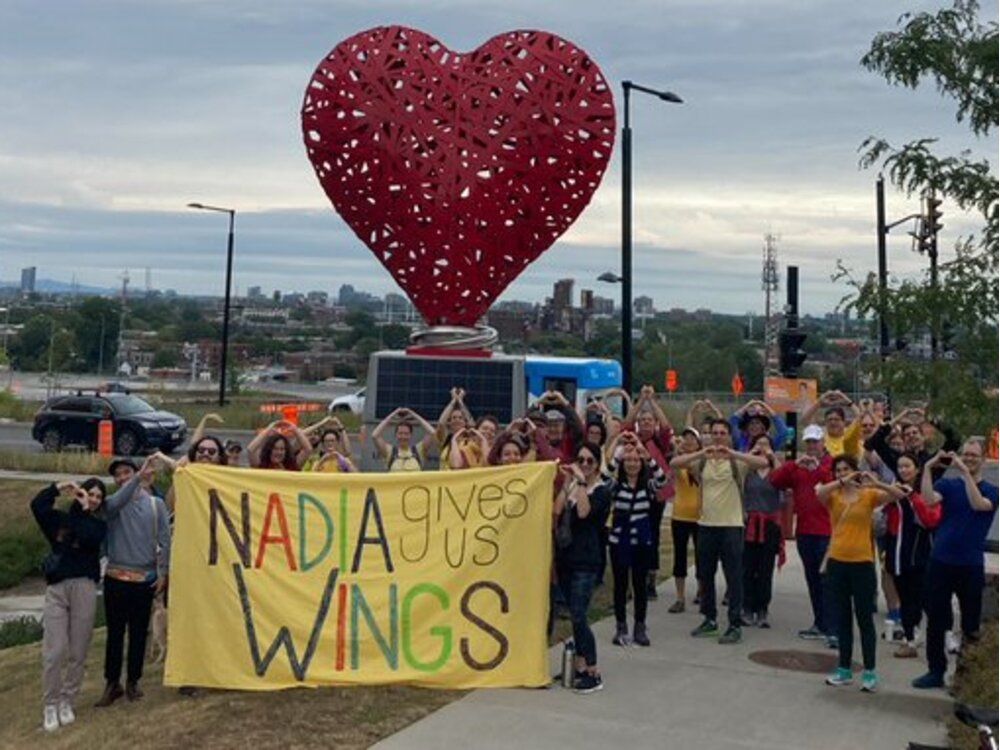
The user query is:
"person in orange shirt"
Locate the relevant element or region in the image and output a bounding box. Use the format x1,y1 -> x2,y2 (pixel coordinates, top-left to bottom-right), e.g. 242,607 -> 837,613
815,455 -> 907,693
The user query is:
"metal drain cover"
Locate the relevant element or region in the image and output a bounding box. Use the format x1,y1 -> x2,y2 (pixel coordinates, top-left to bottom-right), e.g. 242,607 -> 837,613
748,649 -> 854,674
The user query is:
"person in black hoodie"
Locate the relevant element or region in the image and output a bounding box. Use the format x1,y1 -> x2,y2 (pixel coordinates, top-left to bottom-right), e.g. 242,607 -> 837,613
864,407 -> 960,480
555,442 -> 612,694
31,479 -> 107,732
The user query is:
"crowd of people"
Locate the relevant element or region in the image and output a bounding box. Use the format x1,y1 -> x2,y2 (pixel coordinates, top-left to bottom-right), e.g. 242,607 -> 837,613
29,387 -> 997,727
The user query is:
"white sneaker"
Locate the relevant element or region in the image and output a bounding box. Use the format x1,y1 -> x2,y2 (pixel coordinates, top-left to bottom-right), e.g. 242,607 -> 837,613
946,631 -> 961,654
58,701 -> 75,726
43,705 -> 59,732
881,619 -> 895,641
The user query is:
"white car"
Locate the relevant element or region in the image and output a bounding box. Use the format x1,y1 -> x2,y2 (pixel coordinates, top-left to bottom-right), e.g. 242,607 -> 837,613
329,388 -> 365,415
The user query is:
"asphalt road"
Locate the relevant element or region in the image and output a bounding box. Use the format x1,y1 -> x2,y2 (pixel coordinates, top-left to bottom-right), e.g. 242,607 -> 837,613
0,421 -> 257,455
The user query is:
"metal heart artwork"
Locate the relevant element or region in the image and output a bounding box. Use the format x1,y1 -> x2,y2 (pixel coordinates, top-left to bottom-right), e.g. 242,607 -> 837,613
302,26 -> 616,326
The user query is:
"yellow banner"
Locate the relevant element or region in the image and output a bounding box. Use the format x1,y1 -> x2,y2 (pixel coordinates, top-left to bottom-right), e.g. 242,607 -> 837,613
164,462 -> 555,690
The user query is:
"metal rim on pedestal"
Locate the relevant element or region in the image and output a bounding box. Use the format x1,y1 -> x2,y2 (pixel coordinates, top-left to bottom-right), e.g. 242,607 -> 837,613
409,325 -> 498,350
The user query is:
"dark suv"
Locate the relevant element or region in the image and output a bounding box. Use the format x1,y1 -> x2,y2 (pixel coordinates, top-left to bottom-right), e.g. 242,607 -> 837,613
32,393 -> 187,455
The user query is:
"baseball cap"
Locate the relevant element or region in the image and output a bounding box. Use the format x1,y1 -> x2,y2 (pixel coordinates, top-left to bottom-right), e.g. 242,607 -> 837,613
802,424 -> 825,442
108,457 -> 139,475
545,409 -> 566,422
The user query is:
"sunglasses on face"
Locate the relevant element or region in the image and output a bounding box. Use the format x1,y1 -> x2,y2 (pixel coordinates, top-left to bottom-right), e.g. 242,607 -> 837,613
576,456 -> 596,466
197,447 -> 219,457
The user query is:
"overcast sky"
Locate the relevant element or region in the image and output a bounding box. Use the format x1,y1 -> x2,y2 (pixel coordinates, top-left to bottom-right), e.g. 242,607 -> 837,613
0,0 -> 993,315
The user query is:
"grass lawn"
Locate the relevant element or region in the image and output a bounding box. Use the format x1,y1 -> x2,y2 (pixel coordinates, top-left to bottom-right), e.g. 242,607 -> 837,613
0,479 -> 48,589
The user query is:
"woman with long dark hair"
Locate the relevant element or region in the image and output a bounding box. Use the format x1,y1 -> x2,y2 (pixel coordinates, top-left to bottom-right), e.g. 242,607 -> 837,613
31,478 -> 107,732
605,432 -> 667,647
885,452 -> 940,658
816,454 -> 906,692
248,420 -> 312,471
555,442 -> 612,694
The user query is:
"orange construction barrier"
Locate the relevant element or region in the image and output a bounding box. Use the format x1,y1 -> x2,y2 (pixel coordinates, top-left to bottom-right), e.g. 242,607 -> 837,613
281,404 -> 300,426
98,420 -> 114,457
259,402 -> 323,414
988,428 -> 999,460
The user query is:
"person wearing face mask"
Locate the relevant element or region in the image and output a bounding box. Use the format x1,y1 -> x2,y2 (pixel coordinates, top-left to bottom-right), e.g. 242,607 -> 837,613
913,439 -> 999,689
554,443 -> 612,694
672,419 -> 768,645
741,434 -> 785,628
883,453 -> 941,658
31,478 -> 108,732
816,456 -> 907,692
605,433 -> 668,647
769,424 -> 835,643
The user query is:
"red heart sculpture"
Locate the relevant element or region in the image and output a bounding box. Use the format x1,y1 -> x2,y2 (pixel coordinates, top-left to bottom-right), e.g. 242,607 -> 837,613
301,26 -> 616,327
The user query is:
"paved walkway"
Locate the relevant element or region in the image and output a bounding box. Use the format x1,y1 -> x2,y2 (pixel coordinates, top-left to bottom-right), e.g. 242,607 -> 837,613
376,549 -> 952,750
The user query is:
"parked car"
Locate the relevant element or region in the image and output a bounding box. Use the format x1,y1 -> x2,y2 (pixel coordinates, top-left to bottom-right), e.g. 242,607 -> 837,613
328,388 -> 366,415
32,393 -> 187,455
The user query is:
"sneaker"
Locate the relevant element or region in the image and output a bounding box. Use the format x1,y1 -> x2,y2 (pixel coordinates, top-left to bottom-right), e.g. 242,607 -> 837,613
883,618 -> 905,642
690,619 -> 718,638
667,600 -> 685,614
911,671 -> 945,690
633,622 -> 651,647
719,626 -> 742,645
612,621 -> 630,647
573,672 -> 604,694
825,667 -> 853,686
797,626 -> 824,640
43,705 -> 59,732
742,612 -> 757,628
57,701 -> 75,726
860,670 -> 878,692
945,631 -> 961,654
825,635 -> 839,650
893,643 -> 918,659
757,613 -> 771,629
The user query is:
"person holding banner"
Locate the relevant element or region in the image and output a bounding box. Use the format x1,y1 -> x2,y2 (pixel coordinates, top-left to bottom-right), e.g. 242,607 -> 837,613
311,428 -> 358,473
96,455 -> 171,707
816,456 -> 906,692
248,420 -> 312,471
555,442 -> 612,694
606,433 -> 668,647
31,478 -> 107,731
372,407 -> 437,472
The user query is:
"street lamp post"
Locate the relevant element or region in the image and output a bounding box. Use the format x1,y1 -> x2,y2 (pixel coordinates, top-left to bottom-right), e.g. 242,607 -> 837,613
621,81 -> 683,395
188,202 -> 236,407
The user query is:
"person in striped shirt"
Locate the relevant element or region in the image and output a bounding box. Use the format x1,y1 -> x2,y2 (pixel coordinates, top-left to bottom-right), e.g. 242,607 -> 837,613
605,432 -> 668,647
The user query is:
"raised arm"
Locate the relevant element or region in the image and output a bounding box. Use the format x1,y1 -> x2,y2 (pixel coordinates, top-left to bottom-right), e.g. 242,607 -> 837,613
247,422 -> 279,467
372,410 -> 401,460
288,425 -> 315,468
723,446 -> 769,470
104,473 -> 145,517
189,412 -> 223,446
952,455 -> 995,512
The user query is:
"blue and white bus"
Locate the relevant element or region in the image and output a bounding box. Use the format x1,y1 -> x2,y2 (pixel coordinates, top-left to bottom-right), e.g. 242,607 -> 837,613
524,355 -> 622,412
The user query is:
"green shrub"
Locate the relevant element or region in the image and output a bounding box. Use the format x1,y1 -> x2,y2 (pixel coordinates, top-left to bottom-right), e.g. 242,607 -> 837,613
0,616 -> 43,650
0,530 -> 47,589
0,391 -> 40,422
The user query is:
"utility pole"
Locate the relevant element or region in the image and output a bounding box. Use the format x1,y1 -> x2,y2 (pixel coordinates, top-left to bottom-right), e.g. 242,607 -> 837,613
762,233 -> 780,373
923,191 -> 943,361
875,176 -> 889,357
781,265 -> 803,458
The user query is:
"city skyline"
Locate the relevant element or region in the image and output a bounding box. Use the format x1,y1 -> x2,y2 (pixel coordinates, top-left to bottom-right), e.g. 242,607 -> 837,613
0,1 -> 992,316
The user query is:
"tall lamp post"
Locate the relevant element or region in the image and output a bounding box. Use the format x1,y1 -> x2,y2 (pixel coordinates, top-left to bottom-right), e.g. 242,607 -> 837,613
621,80 -> 683,395
188,202 -> 236,406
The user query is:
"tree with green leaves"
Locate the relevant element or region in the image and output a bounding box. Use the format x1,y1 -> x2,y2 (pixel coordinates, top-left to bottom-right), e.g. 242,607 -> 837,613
837,0 -> 998,435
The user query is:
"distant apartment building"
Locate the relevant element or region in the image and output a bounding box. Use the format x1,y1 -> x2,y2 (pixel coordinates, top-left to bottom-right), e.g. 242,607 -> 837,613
20,266 -> 36,294
247,285 -> 264,300
552,278 -> 573,311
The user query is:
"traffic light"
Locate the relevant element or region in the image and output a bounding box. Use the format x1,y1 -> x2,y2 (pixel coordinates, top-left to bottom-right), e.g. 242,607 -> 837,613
925,194 -> 943,235
778,329 -> 808,377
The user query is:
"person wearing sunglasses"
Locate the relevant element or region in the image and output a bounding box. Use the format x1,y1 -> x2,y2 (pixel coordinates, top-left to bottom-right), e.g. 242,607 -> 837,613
554,442 -> 612,693
187,436 -> 227,466
224,440 -> 244,467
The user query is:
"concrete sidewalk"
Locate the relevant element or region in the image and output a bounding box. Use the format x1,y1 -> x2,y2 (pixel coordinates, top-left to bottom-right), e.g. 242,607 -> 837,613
376,549 -> 951,750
